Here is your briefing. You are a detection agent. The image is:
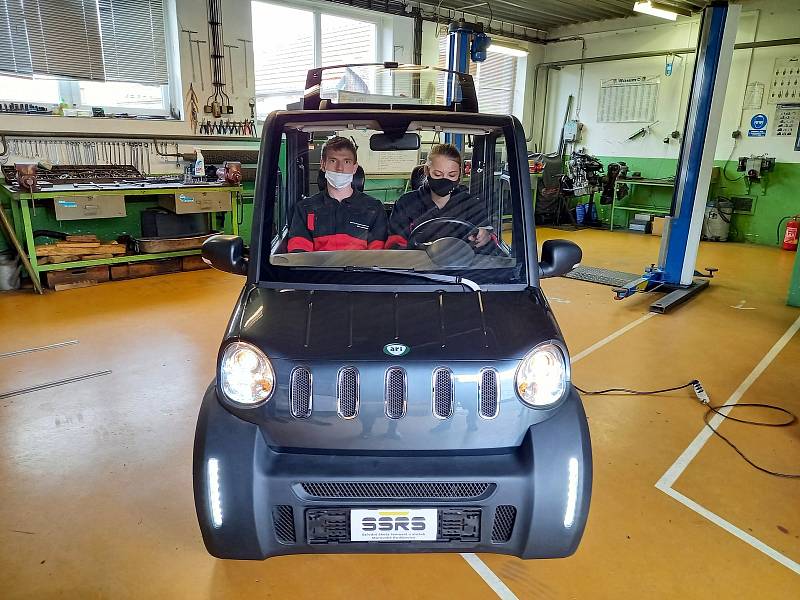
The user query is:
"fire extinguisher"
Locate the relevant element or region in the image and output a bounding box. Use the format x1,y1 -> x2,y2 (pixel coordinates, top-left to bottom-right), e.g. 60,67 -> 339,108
782,216 -> 799,251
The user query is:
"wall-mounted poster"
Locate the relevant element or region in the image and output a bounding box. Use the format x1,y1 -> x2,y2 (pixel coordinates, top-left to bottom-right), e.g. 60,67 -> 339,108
597,76 -> 660,123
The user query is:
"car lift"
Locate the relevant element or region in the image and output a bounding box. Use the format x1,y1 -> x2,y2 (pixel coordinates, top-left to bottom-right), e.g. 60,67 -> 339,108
444,19 -> 490,150
614,1 -> 741,313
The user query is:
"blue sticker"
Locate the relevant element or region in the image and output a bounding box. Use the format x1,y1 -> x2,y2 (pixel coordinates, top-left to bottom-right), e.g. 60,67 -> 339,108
750,114 -> 768,130
57,200 -> 78,207
748,130 -> 767,137
178,194 -> 195,203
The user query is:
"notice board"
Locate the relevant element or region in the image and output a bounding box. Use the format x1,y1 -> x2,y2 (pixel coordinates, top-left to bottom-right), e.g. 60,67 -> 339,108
597,76 -> 660,123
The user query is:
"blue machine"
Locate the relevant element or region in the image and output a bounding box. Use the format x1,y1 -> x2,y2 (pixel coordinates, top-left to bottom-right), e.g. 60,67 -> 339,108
445,19 -> 490,149
613,1 -> 741,313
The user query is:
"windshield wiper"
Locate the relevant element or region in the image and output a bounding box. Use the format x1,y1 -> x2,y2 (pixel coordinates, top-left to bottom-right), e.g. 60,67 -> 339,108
342,266 -> 482,292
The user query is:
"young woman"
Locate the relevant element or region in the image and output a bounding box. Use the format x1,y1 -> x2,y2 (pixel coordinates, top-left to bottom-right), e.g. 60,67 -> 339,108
386,143 -> 493,250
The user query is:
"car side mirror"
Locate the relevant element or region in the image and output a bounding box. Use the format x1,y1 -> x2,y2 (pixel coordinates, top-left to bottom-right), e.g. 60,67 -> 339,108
539,239 -> 582,278
202,235 -> 248,275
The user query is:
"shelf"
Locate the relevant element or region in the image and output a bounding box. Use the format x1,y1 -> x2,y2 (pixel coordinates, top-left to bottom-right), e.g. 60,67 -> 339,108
37,249 -> 201,272
613,206 -> 670,213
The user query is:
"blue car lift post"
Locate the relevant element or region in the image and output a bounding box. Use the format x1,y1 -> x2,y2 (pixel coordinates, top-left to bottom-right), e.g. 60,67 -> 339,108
614,2 -> 741,313
445,18 -> 489,150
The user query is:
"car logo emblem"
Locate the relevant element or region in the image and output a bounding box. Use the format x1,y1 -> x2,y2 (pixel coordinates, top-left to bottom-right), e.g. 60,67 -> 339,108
383,343 -> 410,357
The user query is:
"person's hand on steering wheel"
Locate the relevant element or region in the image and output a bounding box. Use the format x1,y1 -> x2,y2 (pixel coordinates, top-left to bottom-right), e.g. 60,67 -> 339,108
469,228 -> 493,248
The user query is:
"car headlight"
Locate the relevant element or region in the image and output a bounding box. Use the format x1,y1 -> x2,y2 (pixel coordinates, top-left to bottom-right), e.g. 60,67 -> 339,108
219,341 -> 275,405
515,342 -> 569,407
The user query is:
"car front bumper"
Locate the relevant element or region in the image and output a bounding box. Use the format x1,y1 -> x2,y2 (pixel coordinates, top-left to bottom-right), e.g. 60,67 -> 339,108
193,383 -> 592,560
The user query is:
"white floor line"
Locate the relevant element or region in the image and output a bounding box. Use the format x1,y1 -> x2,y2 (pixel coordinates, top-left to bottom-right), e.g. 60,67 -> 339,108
657,484 -> 800,575
461,311 -> 657,599
572,313 -> 657,364
655,313 -> 800,575
460,553 -> 519,600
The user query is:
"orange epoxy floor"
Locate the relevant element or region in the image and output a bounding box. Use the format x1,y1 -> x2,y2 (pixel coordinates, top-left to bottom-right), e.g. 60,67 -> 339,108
1,229 -> 798,599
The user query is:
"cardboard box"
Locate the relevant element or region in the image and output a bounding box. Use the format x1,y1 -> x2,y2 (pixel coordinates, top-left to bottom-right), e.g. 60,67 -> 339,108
652,216 -> 666,237
53,195 -> 126,221
158,190 -> 231,214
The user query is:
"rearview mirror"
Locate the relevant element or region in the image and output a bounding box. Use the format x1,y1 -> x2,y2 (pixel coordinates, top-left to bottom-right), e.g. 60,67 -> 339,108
539,239 -> 582,279
370,132 -> 420,151
202,235 -> 248,275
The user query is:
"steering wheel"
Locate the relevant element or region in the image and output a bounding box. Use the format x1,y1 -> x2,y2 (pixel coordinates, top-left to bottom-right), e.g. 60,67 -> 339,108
407,217 -> 481,267
408,217 -> 478,246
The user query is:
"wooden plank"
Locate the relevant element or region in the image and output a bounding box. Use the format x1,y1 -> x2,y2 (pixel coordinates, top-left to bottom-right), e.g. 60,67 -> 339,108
54,242 -> 102,250
36,243 -> 126,256
81,253 -> 114,260
65,235 -> 99,242
39,255 -> 82,265
53,280 -> 99,291
110,258 -> 182,280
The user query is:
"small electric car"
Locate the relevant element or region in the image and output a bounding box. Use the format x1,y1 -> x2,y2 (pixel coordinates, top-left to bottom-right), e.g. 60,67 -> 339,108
194,64 -> 591,560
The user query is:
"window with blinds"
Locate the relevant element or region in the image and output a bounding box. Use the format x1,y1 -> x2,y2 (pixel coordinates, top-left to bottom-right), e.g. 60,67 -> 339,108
0,0 -> 168,85
436,38 -> 525,117
251,0 -> 377,118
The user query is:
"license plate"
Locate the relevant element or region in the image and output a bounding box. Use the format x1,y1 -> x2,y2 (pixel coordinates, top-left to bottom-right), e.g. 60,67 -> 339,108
350,508 -> 438,542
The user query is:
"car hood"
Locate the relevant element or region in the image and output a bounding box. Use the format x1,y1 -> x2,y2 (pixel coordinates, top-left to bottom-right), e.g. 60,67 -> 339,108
229,286 -> 563,361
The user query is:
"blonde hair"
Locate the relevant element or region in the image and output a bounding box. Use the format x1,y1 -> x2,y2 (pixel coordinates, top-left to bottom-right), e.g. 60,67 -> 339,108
427,143 -> 462,168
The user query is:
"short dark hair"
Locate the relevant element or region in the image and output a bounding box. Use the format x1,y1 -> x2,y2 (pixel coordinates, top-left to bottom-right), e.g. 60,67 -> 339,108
322,136 -> 358,161
428,143 -> 462,167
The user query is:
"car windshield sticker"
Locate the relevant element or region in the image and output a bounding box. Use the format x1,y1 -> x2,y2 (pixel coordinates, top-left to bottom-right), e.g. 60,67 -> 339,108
383,343 -> 410,357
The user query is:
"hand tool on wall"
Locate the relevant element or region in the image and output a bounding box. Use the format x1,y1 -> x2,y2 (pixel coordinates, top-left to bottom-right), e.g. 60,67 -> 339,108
224,43 -> 238,94
192,38 -> 208,89
186,83 -> 199,133
237,38 -> 253,89
182,29 -> 200,82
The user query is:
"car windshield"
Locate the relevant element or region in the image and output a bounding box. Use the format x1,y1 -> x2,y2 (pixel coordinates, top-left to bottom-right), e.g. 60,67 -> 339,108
261,116 -> 529,288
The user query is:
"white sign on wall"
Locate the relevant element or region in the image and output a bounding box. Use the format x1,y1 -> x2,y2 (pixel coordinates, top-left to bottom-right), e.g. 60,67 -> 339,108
597,76 -> 660,123
767,57 -> 800,104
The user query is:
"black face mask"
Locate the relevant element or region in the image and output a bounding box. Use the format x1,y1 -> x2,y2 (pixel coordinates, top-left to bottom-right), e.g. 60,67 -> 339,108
427,176 -> 458,197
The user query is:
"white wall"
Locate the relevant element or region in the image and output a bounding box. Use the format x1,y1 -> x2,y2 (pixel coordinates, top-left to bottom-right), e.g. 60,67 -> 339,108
534,0 -> 800,163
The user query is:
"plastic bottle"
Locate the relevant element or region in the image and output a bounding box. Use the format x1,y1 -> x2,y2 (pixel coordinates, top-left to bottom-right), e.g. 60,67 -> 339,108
194,148 -> 205,178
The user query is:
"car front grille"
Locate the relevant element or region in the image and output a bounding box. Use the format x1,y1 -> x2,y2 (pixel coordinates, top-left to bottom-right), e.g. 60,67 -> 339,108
289,367 -> 312,418
432,367 -> 454,419
479,368 -> 499,419
384,367 -> 407,419
285,366 -> 505,420
337,367 -> 359,419
299,481 -> 494,500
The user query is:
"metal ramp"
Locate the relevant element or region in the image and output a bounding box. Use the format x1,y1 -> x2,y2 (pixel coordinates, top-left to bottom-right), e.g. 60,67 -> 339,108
564,266 -> 641,288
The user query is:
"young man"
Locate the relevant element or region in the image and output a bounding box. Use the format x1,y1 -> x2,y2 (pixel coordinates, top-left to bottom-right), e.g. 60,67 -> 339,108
288,136 -> 388,252
386,143 -> 494,250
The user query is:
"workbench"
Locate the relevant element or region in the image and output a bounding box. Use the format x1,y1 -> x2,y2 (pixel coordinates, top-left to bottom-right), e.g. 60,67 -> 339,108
0,181 -> 241,291
609,178 -> 675,231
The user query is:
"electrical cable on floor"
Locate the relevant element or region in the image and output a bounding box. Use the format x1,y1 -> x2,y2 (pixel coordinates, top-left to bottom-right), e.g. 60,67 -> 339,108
575,379 -> 800,479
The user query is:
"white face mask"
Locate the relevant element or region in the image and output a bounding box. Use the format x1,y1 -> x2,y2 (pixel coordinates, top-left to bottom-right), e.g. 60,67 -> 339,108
325,170 -> 354,190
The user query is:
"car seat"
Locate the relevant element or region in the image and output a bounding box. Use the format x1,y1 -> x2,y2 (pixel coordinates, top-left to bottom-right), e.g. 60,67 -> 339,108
316,166 -> 366,193
410,164 -> 426,190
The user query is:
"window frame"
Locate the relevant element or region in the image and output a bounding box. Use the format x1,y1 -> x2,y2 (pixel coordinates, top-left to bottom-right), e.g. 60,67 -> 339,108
251,0 -> 386,119
0,0 -> 178,117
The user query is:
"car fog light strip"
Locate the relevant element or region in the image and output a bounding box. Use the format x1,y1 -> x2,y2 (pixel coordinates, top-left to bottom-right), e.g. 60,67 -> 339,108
208,458 -> 223,528
564,457 -> 579,528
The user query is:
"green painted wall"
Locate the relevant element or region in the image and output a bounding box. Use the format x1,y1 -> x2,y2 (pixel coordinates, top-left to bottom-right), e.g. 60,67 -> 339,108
593,156 -> 800,248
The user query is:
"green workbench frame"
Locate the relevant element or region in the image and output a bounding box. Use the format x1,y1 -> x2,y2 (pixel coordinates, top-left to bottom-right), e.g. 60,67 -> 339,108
609,179 -> 674,231
1,184 -> 241,292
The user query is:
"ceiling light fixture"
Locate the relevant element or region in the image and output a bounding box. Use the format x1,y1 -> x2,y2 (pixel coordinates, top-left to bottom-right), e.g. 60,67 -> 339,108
633,1 -> 678,21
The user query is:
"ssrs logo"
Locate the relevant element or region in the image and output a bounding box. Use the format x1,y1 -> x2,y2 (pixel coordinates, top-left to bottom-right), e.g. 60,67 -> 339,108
361,515 -> 426,532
